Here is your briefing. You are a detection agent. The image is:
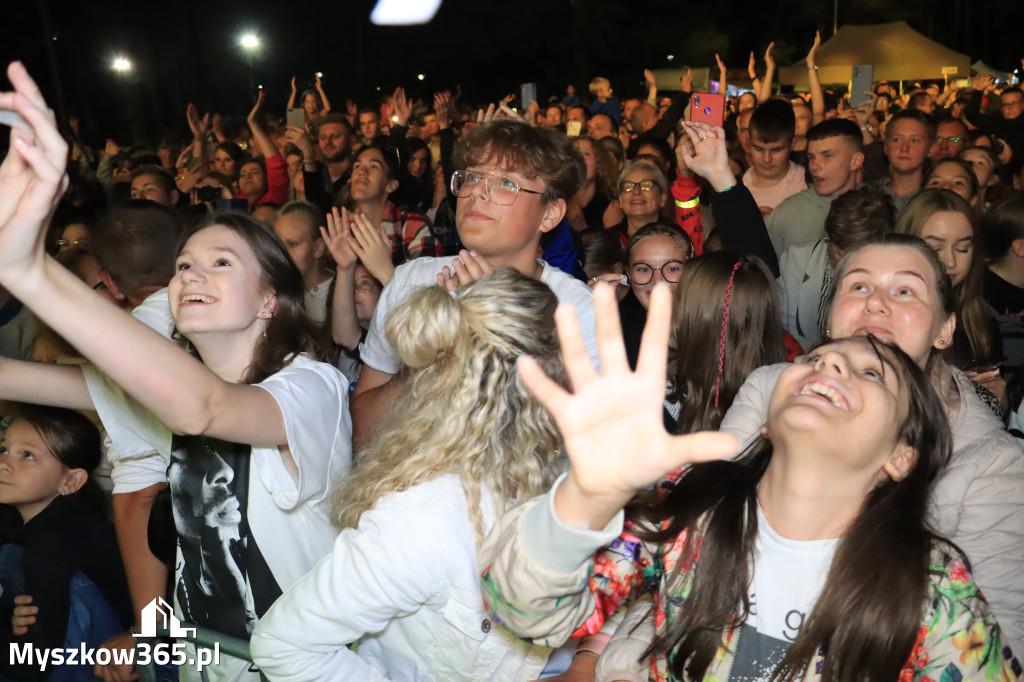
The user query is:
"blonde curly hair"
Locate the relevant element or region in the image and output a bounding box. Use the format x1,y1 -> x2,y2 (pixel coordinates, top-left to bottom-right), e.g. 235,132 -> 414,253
332,268 -> 565,544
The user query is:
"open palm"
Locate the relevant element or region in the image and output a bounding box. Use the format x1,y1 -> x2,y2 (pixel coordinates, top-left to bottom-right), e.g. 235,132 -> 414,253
519,284 -> 736,527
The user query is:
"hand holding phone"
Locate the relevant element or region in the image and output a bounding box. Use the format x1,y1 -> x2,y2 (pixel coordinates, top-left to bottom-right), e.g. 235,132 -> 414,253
690,93 -> 725,128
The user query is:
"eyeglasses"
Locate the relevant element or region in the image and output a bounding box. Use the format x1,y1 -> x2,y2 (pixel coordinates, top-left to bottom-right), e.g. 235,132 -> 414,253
935,136 -> 964,144
1002,101 -> 1024,109
450,170 -> 543,206
56,239 -> 91,249
620,180 -> 659,194
629,260 -> 685,285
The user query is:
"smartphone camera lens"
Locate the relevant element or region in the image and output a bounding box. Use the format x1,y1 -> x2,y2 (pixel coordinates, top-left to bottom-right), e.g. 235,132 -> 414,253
704,107 -> 711,115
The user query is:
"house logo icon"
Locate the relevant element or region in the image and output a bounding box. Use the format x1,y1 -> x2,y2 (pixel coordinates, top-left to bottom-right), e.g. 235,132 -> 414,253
134,597 -> 197,638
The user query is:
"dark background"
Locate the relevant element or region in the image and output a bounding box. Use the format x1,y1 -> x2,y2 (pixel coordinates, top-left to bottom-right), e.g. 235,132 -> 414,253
1,0 -> 1020,144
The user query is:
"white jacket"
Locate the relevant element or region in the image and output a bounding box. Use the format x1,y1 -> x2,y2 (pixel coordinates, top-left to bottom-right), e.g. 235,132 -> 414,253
720,362 -> 1024,652
250,474 -> 552,681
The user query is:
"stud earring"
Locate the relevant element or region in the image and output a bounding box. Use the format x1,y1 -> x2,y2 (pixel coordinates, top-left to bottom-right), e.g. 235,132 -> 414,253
260,312 -> 267,318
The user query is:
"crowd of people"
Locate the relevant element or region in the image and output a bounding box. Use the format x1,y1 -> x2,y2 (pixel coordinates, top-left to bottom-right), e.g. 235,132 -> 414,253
0,34 -> 1022,682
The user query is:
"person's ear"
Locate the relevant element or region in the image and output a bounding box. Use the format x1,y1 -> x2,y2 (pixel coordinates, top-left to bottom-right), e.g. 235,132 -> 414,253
313,237 -> 327,260
850,150 -> 865,171
385,178 -> 399,195
99,270 -> 127,303
883,444 -> 917,481
539,198 -> 567,234
1010,238 -> 1024,259
935,313 -> 955,349
170,189 -> 180,206
60,468 -> 89,495
260,293 -> 278,319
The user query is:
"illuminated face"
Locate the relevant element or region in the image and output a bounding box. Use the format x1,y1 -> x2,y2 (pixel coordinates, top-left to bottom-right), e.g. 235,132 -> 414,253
1000,91 -> 1024,121
237,162 -> 267,198
618,169 -> 665,224
574,138 -> 597,181
750,133 -> 793,181
885,119 -> 931,175
59,223 -> 92,252
353,264 -> 382,328
918,210 -> 973,287
627,235 -> 686,310
588,115 -> 613,140
455,160 -> 556,264
768,338 -> 911,479
545,106 -> 563,127
213,149 -> 237,178
359,112 -> 380,140
421,114 -> 439,137
960,148 -> 997,188
806,136 -> 862,199
829,245 -> 952,367
407,148 -> 431,180
130,173 -> 176,206
793,104 -> 812,138
931,121 -> 968,160
0,420 -> 74,522
319,123 -> 351,163
303,92 -> 319,115
169,225 -> 274,342
925,161 -> 976,203
351,148 -> 396,203
274,213 -> 324,285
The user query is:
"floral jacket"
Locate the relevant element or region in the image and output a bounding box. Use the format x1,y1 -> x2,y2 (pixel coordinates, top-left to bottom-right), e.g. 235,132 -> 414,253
480,487 -> 1022,682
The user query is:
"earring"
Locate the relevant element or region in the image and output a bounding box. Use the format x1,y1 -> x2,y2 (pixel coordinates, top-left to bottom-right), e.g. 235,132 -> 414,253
825,328 -> 831,337
937,339 -> 945,347
60,491 -> 67,496
260,312 -> 267,318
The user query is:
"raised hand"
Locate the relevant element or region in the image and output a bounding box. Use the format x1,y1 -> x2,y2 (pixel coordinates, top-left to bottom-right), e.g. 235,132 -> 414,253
0,62 -> 69,281
805,30 -> 821,68
715,53 -> 726,77
186,102 -> 210,140
319,207 -> 357,271
644,68 -> 656,88
748,51 -> 757,79
290,76 -> 297,92
678,121 -> 733,190
764,41 -> 776,70
348,211 -> 396,286
518,284 -> 737,529
477,103 -> 497,124
392,87 -> 411,127
284,124 -> 314,157
674,134 -> 696,178
434,91 -> 452,129
680,68 -> 693,93
247,89 -> 265,126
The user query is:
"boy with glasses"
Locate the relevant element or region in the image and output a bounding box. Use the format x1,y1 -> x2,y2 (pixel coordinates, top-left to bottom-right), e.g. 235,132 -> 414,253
350,121 -> 598,446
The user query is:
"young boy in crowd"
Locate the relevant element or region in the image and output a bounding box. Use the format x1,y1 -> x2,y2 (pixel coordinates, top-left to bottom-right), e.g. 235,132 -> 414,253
877,108 -> 935,213
588,77 -> 623,124
766,119 -> 866,256
742,99 -> 808,215
350,121 -> 598,446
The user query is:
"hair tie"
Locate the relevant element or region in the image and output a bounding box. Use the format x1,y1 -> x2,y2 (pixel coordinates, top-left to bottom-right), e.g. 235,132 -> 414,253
714,262 -> 743,408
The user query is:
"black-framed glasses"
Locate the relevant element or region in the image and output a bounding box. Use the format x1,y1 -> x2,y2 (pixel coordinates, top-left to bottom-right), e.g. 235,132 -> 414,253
450,170 -> 543,206
620,180 -> 658,194
629,260 -> 685,285
935,136 -> 964,144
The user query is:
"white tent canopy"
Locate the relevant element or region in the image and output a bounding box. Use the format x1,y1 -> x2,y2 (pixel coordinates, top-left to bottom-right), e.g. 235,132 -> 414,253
779,21 -> 971,86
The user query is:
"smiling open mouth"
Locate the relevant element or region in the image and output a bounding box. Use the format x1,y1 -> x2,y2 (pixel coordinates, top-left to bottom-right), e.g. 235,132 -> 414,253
798,382 -> 850,410
180,294 -> 215,303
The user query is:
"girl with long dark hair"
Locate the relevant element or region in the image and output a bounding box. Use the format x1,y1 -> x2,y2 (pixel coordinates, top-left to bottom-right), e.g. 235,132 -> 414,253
481,284 -> 1019,681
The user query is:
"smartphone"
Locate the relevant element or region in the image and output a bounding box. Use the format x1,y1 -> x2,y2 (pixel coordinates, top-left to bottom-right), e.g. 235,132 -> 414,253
690,92 -> 725,128
521,82 -> 538,110
850,64 -> 874,109
196,186 -> 221,202
566,120 -> 582,137
287,108 -> 306,129
954,78 -> 972,89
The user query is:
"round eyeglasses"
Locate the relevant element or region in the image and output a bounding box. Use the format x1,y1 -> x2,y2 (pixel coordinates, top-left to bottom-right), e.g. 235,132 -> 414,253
450,170 -> 543,206
629,260 -> 685,285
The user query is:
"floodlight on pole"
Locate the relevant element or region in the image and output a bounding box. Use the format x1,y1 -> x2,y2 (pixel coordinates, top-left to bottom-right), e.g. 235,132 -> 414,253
112,57 -> 132,72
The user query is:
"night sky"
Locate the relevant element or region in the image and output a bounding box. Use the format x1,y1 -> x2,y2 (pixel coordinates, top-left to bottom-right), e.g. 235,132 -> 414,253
1,0 -> 1020,145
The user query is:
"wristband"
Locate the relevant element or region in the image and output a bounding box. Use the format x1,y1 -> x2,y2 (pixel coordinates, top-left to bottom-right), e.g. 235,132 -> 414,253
717,183 -> 737,194
675,196 -> 700,209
